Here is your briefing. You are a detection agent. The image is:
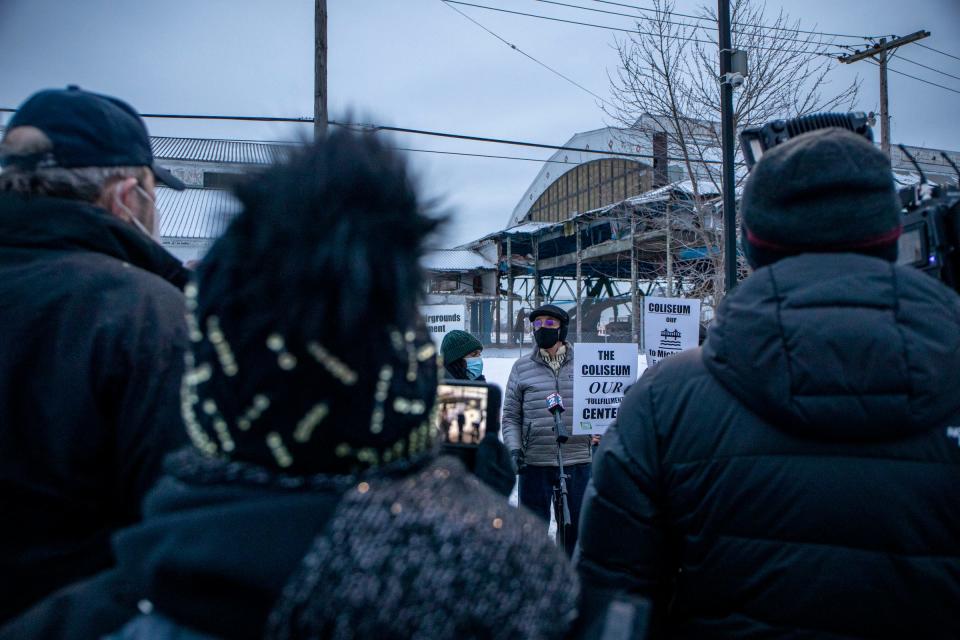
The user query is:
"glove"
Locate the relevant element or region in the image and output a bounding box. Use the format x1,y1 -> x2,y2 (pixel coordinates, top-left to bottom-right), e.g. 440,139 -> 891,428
474,435 -> 515,497
510,449 -> 526,475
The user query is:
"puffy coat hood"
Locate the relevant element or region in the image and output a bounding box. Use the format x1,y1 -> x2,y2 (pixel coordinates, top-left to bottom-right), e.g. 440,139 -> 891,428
703,253 -> 960,440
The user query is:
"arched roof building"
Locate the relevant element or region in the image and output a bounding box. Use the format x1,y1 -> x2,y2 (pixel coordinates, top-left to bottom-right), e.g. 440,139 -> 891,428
506,125 -> 670,227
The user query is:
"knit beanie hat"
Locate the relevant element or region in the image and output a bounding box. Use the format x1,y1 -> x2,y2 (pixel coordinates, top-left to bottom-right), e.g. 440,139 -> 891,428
181,130 -> 443,476
440,329 -> 482,365
740,127 -> 902,269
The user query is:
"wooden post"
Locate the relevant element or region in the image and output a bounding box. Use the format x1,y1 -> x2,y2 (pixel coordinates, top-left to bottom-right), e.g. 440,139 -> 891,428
630,212 -> 638,345
719,0 -> 738,294
495,241 -> 502,345
838,31 -> 930,156
506,236 -> 514,344
314,0 -> 328,140
878,40 -> 890,155
533,236 -> 542,307
575,222 -> 582,343
665,207 -> 673,297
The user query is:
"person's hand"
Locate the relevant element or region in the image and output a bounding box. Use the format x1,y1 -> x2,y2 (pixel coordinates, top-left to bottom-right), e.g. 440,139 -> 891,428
510,449 -> 526,475
591,435 -> 602,446
474,435 -> 515,497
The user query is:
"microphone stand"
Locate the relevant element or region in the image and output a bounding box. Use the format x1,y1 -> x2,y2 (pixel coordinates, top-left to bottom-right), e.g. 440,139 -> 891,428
550,402 -> 571,553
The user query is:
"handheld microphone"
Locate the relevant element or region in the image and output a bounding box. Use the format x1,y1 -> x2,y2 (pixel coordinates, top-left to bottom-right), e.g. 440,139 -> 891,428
546,392 -> 564,414
546,393 -> 569,442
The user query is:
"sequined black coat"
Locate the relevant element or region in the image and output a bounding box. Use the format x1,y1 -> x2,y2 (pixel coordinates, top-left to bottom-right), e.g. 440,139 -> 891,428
577,254 -> 960,639
0,450 -> 344,640
2,451 -> 576,640
0,193 -> 189,624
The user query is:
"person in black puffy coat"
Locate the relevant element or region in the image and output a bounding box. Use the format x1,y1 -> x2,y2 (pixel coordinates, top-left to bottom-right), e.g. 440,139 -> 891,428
576,128 -> 960,639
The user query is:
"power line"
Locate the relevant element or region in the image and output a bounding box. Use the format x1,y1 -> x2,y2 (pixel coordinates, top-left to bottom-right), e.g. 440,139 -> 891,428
887,65 -> 960,95
896,55 -> 960,82
396,147 -> 579,164
0,108 -> 725,164
864,59 -> 960,96
0,107 -> 315,123
338,121 -> 728,164
535,0 -> 716,35
588,0 -> 879,40
917,42 -> 960,62
441,0 -> 615,108
444,0 -> 851,57
535,0 -> 868,48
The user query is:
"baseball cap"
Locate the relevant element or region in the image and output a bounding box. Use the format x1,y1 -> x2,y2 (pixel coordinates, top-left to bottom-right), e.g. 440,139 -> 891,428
1,86 -> 185,190
529,304 -> 569,324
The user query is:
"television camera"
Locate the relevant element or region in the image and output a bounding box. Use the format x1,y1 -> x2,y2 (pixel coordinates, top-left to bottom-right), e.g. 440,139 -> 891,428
740,112 -> 960,290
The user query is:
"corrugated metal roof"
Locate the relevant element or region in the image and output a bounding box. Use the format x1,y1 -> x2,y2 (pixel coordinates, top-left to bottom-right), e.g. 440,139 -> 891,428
157,187 -> 240,240
151,136 -> 294,165
422,249 -> 495,272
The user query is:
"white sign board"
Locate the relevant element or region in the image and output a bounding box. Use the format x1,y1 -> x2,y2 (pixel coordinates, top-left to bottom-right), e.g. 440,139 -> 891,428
573,342 -> 639,436
643,296 -> 701,365
422,304 -> 466,346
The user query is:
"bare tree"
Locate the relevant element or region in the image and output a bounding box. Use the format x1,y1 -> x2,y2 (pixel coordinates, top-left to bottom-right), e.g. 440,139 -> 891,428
607,0 -> 860,311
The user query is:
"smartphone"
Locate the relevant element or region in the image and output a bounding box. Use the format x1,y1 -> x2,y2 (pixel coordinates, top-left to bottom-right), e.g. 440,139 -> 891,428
434,381 -> 502,466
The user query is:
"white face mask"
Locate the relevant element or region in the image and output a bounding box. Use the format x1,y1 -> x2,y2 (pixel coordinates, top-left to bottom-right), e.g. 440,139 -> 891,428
114,184 -> 161,242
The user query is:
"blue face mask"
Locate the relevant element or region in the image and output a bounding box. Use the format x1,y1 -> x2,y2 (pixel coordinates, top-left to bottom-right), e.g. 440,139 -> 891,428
465,356 -> 483,380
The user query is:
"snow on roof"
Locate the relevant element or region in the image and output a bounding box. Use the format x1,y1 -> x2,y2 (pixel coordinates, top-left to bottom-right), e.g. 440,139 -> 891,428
421,249 -> 495,272
625,179 -> 722,206
504,221 -> 557,235
893,170 -> 922,187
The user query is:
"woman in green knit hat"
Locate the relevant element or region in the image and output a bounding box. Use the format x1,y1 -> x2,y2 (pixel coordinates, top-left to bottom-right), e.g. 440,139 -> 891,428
440,330 -> 484,381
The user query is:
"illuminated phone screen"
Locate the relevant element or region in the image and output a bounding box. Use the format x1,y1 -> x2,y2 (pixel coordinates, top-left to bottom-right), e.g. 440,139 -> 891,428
435,383 -> 490,446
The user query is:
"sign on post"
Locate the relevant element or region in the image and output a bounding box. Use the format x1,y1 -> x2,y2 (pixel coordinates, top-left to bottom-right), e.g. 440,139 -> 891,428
643,296 -> 701,365
421,304 -> 466,346
572,342 -> 639,436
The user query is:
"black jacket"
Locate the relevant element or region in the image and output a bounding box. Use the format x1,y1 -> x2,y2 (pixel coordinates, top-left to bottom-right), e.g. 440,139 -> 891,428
0,193 -> 189,623
2,451 -> 576,640
577,254 -> 960,639
0,450 -> 344,640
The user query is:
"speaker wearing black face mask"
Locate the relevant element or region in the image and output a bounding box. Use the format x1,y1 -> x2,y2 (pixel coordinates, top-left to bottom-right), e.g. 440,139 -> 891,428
502,303 -> 593,557
532,304 -> 569,349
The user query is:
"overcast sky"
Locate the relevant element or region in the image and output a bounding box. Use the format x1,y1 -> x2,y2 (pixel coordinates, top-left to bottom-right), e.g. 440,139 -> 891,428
1,0 -> 958,245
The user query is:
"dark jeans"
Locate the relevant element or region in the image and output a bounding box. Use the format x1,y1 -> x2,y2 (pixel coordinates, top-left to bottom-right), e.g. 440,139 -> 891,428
518,462 -> 591,556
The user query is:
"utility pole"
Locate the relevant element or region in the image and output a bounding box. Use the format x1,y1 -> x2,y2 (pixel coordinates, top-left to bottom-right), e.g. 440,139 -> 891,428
314,0 -> 328,139
717,0 -> 738,294
839,30 -> 930,155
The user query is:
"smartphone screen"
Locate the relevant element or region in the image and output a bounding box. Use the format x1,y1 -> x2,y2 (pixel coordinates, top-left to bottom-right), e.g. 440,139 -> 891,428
434,382 -> 501,449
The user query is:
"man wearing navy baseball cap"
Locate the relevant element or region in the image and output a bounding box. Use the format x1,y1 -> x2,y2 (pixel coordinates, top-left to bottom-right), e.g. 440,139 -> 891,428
0,87 -> 189,623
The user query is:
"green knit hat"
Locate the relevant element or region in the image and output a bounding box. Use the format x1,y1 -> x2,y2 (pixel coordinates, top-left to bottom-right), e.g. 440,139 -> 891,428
440,330 -> 483,365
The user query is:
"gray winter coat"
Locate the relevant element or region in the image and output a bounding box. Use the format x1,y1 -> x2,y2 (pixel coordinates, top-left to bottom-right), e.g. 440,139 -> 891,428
502,344 -> 592,466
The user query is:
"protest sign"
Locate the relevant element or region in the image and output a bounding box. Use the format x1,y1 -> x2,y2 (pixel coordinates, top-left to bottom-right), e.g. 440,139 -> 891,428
643,296 -> 701,365
572,342 -> 639,436
422,304 -> 466,345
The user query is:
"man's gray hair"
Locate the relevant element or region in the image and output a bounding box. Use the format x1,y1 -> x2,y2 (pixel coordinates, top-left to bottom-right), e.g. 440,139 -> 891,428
0,126 -> 148,202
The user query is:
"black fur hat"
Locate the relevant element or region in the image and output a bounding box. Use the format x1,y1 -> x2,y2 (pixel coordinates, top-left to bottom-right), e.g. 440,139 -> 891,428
181,129 -> 444,476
